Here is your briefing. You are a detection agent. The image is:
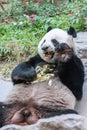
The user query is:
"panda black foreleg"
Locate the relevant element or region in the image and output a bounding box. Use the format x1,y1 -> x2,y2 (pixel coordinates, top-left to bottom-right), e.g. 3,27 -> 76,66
45,109 -> 78,118
11,54 -> 45,85
55,43 -> 84,100
11,62 -> 37,85
57,55 -> 84,100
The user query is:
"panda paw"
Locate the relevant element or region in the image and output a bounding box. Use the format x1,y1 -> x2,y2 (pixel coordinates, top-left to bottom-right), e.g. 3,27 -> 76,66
55,43 -> 73,62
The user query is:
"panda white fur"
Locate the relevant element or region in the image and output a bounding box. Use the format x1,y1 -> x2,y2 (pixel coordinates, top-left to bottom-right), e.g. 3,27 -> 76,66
0,26 -> 84,127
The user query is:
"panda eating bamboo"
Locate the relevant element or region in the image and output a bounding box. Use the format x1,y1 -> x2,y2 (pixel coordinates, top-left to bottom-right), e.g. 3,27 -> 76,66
0,27 -> 84,127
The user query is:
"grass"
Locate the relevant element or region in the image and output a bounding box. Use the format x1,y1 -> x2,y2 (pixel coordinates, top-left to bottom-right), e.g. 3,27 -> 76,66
0,0 -> 87,77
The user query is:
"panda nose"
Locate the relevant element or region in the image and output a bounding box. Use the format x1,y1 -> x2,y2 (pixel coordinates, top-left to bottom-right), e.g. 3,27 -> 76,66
42,46 -> 49,51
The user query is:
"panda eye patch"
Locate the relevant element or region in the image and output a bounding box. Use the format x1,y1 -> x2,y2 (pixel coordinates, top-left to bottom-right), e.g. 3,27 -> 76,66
41,39 -> 46,47
51,39 -> 59,47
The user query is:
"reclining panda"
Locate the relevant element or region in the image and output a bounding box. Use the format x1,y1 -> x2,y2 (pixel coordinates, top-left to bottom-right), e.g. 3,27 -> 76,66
0,27 -> 84,127
11,26 -> 84,100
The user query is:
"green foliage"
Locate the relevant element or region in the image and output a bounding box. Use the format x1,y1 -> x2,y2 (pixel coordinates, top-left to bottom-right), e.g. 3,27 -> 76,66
0,0 -> 87,62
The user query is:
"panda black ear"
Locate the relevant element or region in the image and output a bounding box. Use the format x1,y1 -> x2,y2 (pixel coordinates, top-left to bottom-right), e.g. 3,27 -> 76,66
47,26 -> 52,32
68,27 -> 77,38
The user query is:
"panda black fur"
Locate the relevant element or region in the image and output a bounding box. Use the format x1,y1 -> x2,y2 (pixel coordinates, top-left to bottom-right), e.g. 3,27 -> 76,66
11,54 -> 44,84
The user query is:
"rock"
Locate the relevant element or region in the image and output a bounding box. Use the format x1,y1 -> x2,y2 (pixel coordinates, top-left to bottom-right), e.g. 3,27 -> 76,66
1,114 -> 87,130
75,32 -> 87,58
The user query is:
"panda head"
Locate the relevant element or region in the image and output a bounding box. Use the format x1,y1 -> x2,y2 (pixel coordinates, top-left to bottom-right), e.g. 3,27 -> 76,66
38,26 -> 77,63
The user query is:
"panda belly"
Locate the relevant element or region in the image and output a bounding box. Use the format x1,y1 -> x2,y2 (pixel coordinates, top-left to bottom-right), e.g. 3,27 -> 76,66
5,77 -> 76,110
1,76 -> 76,126
32,77 -> 76,109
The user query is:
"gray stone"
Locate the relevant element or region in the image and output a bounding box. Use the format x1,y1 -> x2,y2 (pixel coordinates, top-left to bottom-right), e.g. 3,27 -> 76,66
74,32 -> 87,116
1,114 -> 87,130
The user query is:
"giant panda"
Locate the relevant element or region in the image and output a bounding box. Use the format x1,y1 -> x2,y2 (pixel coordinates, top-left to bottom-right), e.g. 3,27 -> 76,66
11,26 -> 77,84
11,26 -> 84,100
0,27 -> 84,127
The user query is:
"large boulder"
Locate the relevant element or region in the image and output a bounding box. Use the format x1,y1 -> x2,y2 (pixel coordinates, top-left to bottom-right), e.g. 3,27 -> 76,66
1,114 -> 87,130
